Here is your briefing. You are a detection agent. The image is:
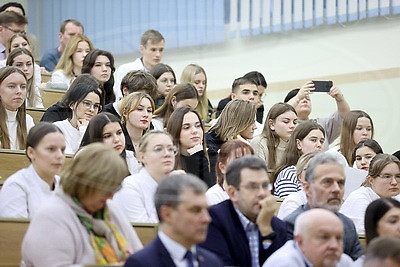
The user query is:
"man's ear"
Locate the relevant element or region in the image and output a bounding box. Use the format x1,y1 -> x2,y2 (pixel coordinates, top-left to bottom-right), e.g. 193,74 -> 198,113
122,87 -> 129,97
139,45 -> 145,55
58,32 -> 63,42
303,181 -> 312,199
294,234 -> 303,247
226,185 -> 237,200
231,92 -> 237,100
159,205 -> 172,224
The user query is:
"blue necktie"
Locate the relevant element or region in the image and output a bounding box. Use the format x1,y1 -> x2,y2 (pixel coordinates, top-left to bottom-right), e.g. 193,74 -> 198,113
184,250 -> 194,267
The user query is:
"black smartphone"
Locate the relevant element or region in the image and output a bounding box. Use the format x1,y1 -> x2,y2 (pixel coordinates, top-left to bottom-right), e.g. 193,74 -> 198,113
312,81 -> 333,92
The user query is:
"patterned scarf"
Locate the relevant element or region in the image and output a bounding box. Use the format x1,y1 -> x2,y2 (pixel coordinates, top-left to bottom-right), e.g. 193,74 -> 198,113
56,189 -> 132,264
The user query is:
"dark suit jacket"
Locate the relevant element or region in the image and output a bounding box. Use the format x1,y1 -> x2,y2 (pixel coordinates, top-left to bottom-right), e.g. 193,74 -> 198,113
199,199 -> 288,266
283,203 -> 364,260
124,235 -> 223,267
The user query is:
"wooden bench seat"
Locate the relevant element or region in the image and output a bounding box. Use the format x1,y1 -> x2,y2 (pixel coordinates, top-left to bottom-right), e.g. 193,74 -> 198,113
0,149 -> 73,187
0,218 -> 158,266
40,88 -> 66,108
26,107 -> 46,124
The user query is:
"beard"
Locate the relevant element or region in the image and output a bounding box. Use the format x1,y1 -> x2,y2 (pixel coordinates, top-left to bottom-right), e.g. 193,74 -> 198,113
310,187 -> 342,212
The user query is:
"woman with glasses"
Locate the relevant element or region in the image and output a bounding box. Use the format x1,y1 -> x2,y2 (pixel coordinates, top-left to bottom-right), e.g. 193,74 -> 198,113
21,143 -> 142,266
113,131 -> 178,223
340,154 -> 400,234
149,63 -> 176,108
53,83 -> 103,154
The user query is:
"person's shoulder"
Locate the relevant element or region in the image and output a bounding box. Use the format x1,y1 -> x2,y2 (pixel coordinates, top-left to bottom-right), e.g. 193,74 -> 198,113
41,47 -> 58,59
117,58 -> 143,72
124,238 -> 162,266
197,246 -> 224,266
283,204 -> 306,223
1,167 -> 31,187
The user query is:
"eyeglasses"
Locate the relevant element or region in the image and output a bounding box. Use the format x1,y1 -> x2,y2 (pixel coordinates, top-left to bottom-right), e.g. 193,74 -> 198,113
2,25 -> 26,35
238,182 -> 272,192
378,174 -> 400,183
152,145 -> 178,155
81,100 -> 102,111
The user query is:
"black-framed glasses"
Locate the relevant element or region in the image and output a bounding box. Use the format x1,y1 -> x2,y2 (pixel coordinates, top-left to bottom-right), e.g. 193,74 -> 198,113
81,100 -> 102,111
2,24 -> 26,35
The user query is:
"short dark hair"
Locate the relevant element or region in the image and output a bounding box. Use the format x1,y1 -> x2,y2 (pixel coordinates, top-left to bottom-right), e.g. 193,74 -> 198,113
59,19 -> 84,33
365,198 -> 400,245
231,77 -> 257,93
0,10 -> 27,26
225,155 -> 268,188
284,88 -> 300,103
364,237 -> 400,265
243,71 -> 267,88
154,174 -> 207,222
120,70 -> 158,100
0,2 -> 25,16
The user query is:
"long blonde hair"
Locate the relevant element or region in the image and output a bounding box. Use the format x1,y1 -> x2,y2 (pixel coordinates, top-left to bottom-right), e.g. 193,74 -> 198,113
180,64 -> 209,121
209,99 -> 256,141
54,34 -> 94,80
0,66 -> 28,149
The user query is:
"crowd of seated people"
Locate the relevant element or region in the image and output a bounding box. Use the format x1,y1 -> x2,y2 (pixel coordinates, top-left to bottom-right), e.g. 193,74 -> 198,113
1,3 -> 400,266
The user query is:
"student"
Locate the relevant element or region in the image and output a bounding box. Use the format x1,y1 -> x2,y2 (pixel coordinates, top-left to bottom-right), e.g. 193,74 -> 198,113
81,49 -> 116,105
206,99 -> 257,183
167,106 -> 211,187
80,112 -> 140,174
113,131 -> 178,223
53,83 -> 103,154
334,110 -> 374,165
217,71 -> 267,123
40,74 -> 101,123
6,47 -> 43,108
0,123 -> 65,218
0,66 -> 34,149
114,30 -> 165,100
40,19 -> 84,72
152,83 -> 199,131
0,33 -> 41,87
340,154 -> 400,234
104,70 -> 158,119
272,121 -> 325,198
21,143 -> 143,266
352,139 -> 383,172
251,102 -> 297,173
119,92 -> 154,152
180,64 -> 213,122
284,81 -> 350,150
206,140 -> 254,206
50,34 -> 94,89
0,10 -> 27,60
149,63 -> 176,108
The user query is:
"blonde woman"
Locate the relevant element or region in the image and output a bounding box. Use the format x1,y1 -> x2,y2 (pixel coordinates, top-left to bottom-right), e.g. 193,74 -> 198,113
50,34 -> 94,89
206,99 -> 257,182
119,92 -> 155,152
180,64 -> 213,122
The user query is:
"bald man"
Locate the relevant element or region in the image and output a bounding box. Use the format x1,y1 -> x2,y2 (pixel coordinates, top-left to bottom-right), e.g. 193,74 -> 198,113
263,209 -> 354,267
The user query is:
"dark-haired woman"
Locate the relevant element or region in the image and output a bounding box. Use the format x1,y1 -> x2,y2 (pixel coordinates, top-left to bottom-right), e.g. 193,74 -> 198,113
82,49 -> 116,105
0,123 -> 65,217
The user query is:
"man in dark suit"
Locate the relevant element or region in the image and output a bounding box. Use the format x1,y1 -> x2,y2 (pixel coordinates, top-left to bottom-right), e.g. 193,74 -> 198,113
124,174 -> 223,267
283,152 -> 364,261
199,156 -> 287,267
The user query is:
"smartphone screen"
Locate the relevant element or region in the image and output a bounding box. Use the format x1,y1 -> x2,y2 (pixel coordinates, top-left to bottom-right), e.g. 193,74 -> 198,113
312,81 -> 333,92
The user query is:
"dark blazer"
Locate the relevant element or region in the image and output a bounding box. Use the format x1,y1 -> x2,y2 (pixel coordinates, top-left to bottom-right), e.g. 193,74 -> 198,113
283,203 -> 364,260
124,235 -> 223,267
199,199 -> 288,267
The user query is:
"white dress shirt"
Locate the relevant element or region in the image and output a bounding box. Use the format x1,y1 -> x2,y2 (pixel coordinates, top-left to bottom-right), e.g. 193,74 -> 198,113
112,168 -> 159,223
0,165 -> 59,218
113,58 -> 147,100
53,119 -> 87,154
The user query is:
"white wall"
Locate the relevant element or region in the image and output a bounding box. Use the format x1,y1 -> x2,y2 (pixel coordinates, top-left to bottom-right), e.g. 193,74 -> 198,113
115,16 -> 400,154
